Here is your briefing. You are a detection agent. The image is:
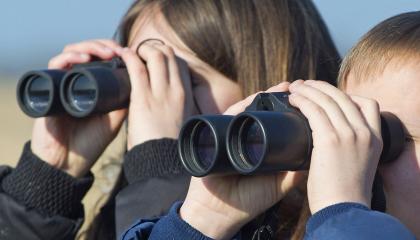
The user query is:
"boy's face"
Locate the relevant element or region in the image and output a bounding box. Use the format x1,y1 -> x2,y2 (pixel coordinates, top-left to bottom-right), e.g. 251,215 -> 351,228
344,60 -> 420,235
346,60 -> 420,140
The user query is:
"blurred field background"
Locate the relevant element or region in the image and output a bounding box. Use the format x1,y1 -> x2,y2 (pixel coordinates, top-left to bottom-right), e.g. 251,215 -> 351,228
0,0 -> 418,239
0,79 -> 31,163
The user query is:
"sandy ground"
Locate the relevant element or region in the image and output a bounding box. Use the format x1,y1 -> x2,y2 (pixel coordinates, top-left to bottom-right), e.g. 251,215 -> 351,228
0,80 -> 126,239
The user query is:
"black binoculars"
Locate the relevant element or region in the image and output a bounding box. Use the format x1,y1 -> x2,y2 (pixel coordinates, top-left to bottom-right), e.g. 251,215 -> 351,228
178,92 -> 405,177
17,57 -> 130,118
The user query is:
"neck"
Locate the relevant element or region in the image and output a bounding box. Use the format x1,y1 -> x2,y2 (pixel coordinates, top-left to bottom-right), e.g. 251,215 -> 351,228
381,144 -> 420,238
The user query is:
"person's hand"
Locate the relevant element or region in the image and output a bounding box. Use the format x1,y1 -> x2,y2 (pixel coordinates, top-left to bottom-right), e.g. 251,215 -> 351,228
31,40 -> 127,178
288,80 -> 383,213
119,42 -> 196,150
179,82 -> 305,240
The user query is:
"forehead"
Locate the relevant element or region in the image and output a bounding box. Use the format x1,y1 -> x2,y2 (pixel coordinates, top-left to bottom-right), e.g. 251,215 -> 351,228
129,11 -> 191,54
128,10 -> 205,70
346,61 -> 420,136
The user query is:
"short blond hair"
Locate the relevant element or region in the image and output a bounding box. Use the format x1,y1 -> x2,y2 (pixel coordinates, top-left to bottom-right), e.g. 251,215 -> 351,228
339,11 -> 420,89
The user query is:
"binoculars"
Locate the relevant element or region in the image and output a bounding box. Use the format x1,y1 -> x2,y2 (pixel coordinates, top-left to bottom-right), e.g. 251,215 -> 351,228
178,92 -> 405,177
17,57 -> 130,118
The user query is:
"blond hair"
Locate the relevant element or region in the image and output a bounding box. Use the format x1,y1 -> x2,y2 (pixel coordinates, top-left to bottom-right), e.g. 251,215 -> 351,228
339,11 -> 420,89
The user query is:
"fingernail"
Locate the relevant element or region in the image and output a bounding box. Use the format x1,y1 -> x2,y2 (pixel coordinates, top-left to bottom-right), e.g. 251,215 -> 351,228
80,53 -> 89,60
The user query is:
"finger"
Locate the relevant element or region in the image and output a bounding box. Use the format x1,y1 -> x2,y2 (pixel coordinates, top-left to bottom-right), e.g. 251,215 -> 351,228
276,171 -> 306,197
63,41 -> 117,60
304,80 -> 367,129
153,44 -> 186,94
94,39 -> 123,51
350,96 -> 382,138
153,44 -> 192,117
266,81 -> 290,93
153,43 -> 185,93
119,48 -> 150,101
137,43 -> 170,98
288,92 -> 335,136
48,52 -> 91,69
106,108 -> 128,131
289,81 -> 350,132
224,91 -> 263,115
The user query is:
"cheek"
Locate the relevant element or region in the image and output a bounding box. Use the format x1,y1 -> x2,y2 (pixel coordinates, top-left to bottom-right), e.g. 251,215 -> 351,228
193,84 -> 242,114
380,145 -> 420,193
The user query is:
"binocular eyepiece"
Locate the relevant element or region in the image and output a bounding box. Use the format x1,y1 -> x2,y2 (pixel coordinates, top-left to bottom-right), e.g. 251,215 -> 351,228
178,92 -> 405,177
17,57 -> 130,118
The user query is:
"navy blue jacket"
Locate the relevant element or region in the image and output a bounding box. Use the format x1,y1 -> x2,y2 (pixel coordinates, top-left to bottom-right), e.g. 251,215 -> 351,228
121,202 -> 416,240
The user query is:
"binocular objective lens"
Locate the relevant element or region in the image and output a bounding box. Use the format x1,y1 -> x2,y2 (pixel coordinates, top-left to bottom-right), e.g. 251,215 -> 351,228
239,119 -> 265,167
192,123 -> 216,171
68,74 -> 97,112
24,76 -> 51,114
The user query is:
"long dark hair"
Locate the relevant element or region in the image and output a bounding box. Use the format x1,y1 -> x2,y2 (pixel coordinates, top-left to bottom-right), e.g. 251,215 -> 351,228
86,0 -> 340,239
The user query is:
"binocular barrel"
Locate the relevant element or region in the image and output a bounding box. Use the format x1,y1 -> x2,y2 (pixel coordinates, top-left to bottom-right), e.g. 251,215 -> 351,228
17,70 -> 66,117
178,115 -> 236,177
60,62 -> 130,117
17,57 -> 130,118
226,111 -> 312,174
178,92 -> 405,177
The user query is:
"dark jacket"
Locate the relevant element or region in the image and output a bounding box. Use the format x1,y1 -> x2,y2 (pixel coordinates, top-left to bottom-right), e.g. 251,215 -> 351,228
121,202 -> 416,240
115,139 -> 190,237
0,139 -> 189,240
0,143 -> 92,240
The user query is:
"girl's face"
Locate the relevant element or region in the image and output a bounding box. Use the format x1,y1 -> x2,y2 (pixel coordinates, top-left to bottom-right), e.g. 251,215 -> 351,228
128,11 -> 243,114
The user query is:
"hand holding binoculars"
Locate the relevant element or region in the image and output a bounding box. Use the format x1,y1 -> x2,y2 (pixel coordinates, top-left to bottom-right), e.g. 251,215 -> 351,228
178,92 -> 405,177
17,57 -> 130,118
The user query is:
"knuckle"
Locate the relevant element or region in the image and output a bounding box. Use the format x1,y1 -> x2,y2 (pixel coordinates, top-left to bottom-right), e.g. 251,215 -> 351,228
321,132 -> 340,145
310,104 -> 324,117
357,97 -> 378,109
355,127 -> 372,143
340,127 -> 357,142
366,98 -> 380,111
63,44 -> 74,52
161,45 -> 175,58
324,95 -> 336,106
151,50 -> 166,62
316,80 -> 328,87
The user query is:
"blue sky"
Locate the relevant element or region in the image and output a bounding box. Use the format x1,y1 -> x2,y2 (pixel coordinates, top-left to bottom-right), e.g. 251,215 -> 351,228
0,0 -> 419,80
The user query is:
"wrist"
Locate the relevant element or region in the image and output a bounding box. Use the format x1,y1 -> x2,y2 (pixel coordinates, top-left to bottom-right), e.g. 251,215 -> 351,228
309,191 -> 371,214
180,200 -> 242,240
31,142 -> 66,168
30,143 -> 88,178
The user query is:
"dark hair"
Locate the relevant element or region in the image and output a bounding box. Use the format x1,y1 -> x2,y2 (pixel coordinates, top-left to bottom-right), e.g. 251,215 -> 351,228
118,0 -> 340,95
86,0 -> 340,239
